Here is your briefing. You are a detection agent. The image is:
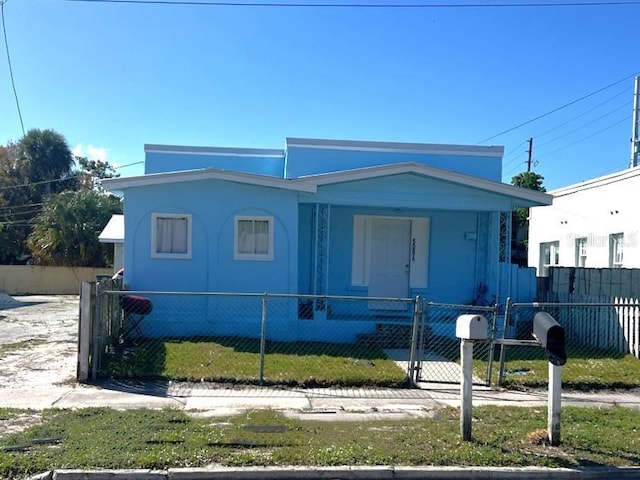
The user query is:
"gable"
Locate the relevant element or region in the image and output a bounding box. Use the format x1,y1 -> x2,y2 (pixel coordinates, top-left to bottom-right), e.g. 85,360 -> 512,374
299,173 -> 537,211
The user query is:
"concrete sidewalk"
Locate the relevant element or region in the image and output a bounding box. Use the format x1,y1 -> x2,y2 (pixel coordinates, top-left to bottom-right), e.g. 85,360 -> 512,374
2,380 -> 639,418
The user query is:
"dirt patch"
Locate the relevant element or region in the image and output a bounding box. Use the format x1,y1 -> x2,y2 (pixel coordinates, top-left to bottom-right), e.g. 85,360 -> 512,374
0,295 -> 79,388
0,411 -> 44,437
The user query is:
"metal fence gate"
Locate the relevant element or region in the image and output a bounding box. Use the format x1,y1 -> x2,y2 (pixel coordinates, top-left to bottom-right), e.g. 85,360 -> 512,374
79,283 -> 500,387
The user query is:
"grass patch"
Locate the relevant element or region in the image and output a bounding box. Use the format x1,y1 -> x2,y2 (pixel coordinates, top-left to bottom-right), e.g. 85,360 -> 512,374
102,338 -> 407,387
0,339 -> 47,358
476,345 -> 640,390
1,406 -> 639,478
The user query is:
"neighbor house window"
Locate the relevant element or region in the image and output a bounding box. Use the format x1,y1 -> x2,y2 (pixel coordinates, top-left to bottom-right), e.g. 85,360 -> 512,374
540,241 -> 560,276
575,237 -> 587,267
610,233 -> 624,268
234,216 -> 274,261
151,213 -> 192,259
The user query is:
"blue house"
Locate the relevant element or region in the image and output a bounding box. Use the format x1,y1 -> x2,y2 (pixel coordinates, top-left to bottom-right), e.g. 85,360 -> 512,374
103,138 -> 551,341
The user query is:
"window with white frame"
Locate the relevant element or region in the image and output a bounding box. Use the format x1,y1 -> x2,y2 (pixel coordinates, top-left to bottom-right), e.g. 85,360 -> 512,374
540,241 -> 560,276
151,213 -> 192,259
234,216 -> 274,261
610,233 -> 624,268
575,237 -> 587,267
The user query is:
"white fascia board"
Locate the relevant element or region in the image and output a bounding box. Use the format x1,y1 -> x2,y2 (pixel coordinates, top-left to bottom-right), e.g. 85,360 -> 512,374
286,137 -> 504,158
295,162 -> 552,205
144,144 -> 284,158
102,168 -> 317,193
98,214 -> 124,243
549,166 -> 640,197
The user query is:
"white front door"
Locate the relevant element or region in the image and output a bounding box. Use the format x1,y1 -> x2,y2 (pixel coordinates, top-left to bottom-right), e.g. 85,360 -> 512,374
368,218 -> 411,308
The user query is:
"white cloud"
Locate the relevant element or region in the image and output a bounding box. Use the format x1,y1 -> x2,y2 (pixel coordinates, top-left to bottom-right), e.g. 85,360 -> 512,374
72,143 -> 84,157
73,143 -> 108,162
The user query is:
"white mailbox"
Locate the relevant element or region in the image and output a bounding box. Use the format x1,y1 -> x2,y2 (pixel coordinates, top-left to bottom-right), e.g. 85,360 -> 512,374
455,314 -> 489,340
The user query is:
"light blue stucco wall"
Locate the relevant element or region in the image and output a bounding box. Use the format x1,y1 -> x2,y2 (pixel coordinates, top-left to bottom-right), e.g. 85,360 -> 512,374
311,206 -> 480,305
145,151 -> 285,177
122,179 -> 298,294
285,146 -> 502,181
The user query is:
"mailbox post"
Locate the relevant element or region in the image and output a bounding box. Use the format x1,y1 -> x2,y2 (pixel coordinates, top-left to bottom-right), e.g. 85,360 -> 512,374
455,314 -> 489,442
533,311 -> 567,447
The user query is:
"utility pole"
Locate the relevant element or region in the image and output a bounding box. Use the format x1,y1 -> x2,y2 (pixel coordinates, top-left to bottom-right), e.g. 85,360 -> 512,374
526,137 -> 533,172
631,76 -> 640,168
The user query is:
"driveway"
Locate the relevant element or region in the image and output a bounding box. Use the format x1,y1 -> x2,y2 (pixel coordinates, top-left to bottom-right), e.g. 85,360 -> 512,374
0,294 -> 79,388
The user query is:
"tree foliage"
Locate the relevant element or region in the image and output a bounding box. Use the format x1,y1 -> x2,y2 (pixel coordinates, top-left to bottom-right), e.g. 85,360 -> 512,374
0,128 -> 123,266
27,190 -> 122,267
510,171 -> 546,266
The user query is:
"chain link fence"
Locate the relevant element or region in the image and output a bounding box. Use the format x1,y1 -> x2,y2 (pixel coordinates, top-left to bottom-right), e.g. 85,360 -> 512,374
493,299 -> 640,389
80,282 -> 502,388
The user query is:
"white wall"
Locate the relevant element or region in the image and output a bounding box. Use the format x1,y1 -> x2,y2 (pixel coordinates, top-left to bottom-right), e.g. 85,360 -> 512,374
528,167 -> 640,275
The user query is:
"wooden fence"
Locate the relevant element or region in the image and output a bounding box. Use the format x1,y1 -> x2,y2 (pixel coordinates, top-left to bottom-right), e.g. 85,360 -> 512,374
544,293 -> 640,359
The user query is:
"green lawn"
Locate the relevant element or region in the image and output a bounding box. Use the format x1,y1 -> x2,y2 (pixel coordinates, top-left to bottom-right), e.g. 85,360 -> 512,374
1,406 -> 639,478
475,345 -> 640,390
102,338 -> 408,387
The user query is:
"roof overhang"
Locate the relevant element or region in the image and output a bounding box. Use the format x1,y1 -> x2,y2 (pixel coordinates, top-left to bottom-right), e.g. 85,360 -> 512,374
102,161 -> 552,207
286,137 -> 504,158
145,144 -> 284,158
102,167 -> 317,193
295,162 -> 553,206
549,165 -> 640,198
98,214 -> 124,243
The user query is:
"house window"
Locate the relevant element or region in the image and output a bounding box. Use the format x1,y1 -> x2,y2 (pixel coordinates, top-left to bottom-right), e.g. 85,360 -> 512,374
540,241 -> 560,276
610,233 -> 624,268
151,213 -> 192,259
575,237 -> 587,267
234,216 -> 274,261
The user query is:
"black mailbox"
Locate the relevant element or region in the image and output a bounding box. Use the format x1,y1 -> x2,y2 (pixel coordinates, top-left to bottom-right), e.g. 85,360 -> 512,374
533,312 -> 567,366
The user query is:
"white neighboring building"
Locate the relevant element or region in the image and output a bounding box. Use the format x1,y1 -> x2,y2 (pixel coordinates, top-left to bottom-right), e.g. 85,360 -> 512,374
528,167 -> 640,276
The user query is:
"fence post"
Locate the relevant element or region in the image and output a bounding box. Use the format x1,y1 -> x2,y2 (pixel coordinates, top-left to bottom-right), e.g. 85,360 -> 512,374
496,297 -> 512,387
485,303 -> 500,386
77,281 -> 95,383
258,293 -> 268,386
407,296 -> 422,387
91,281 -> 104,381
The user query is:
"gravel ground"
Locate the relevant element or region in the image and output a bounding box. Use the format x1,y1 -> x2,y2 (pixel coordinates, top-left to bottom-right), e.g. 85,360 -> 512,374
0,295 -> 79,389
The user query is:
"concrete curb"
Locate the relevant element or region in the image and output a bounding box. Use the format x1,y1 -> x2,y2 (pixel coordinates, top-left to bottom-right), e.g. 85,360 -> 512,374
31,466 -> 640,480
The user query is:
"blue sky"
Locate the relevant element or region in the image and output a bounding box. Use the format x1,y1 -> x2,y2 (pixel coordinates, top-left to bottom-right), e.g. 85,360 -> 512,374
0,0 -> 638,190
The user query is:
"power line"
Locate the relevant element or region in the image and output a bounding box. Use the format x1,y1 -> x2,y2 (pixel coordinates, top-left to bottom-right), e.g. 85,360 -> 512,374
1,0 -> 25,136
0,174 -> 80,192
534,101 -> 628,149
476,72 -> 638,144
535,115 -> 631,160
530,86 -> 629,139
63,0 -> 640,7
0,202 -> 43,210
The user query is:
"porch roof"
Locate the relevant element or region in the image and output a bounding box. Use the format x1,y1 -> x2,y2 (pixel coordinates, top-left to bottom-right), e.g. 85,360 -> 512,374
295,162 -> 553,207
102,161 -> 552,207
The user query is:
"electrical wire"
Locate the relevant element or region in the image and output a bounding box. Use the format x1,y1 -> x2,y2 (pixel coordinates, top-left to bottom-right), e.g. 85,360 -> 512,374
0,174 -> 81,192
530,86 -> 629,139
0,202 -> 43,210
62,0 -> 640,7
534,101 -> 628,149
535,115 -> 631,160
476,72 -> 638,144
1,0 -> 24,136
